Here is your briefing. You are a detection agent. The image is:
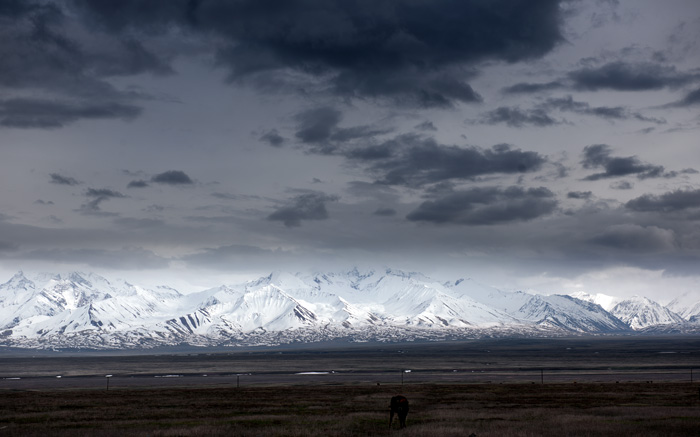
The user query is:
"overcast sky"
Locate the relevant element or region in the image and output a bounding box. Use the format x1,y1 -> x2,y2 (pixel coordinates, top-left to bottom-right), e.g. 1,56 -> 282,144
1,0 -> 700,300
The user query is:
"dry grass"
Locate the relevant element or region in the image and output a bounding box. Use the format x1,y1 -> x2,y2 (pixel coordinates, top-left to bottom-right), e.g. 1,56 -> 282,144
2,338 -> 700,435
1,382 -> 699,436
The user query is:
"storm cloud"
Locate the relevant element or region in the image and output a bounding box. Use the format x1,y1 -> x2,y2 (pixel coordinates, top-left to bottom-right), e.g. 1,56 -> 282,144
480,106 -> 561,128
151,171 -> 194,185
0,98 -> 140,129
569,61 -> 698,91
50,173 -> 80,186
626,189 -> 700,213
1,1 -> 700,301
589,224 -> 676,253
542,96 -> 664,123
259,129 -> 285,147
73,0 -> 566,107
268,191 -> 339,227
581,144 -> 666,180
78,188 -> 126,215
364,136 -> 547,187
406,186 -> 557,225
0,1 -> 161,128
673,87 -> 700,107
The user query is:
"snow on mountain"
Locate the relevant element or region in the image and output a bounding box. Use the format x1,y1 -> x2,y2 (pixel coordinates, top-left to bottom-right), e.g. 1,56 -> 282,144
609,296 -> 685,330
3,276 -> 183,346
666,291 -> 700,321
570,292 -> 620,311
0,268 -> 689,350
0,271 -> 124,331
451,280 -> 628,333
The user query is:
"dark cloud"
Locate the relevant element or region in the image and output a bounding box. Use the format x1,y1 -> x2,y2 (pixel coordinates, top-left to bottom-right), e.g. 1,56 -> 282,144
74,0 -> 565,107
610,180 -> 633,190
0,98 -> 141,129
127,180 -> 149,188
567,191 -> 592,200
373,207 -> 397,217
259,129 -> 285,147
330,125 -> 392,143
414,121 -> 437,132
0,2 -> 170,128
332,68 -> 482,108
505,62 -> 699,97
79,187 -> 126,215
360,135 -> 547,187
569,61 -> 697,91
345,181 -> 401,203
626,189 -> 700,213
292,106 -> 392,154
34,199 -> 55,205
50,173 -> 80,186
151,170 -> 194,185
588,224 -> 676,253
294,107 -> 342,144
501,81 -> 563,94
406,186 -> 557,225
89,39 -> 174,77
85,188 -> 126,198
480,106 -> 560,128
672,87 -> 700,107
268,191 -> 339,227
113,217 -> 166,229
542,95 -> 664,123
211,192 -> 261,201
581,144 -> 666,180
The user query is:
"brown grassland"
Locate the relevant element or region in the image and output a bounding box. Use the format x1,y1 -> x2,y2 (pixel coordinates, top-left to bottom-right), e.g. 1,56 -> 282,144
1,337 -> 699,436
1,382 -> 699,436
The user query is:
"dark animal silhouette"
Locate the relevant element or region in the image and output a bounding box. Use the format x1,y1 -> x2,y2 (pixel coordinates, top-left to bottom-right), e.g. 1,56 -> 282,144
389,395 -> 409,429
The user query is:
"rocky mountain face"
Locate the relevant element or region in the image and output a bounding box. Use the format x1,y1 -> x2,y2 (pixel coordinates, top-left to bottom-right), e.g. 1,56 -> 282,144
0,269 -> 696,350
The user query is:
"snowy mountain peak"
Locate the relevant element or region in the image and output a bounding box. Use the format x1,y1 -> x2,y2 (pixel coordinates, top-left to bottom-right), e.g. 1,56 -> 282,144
1,269 -> 696,350
570,291 -> 620,311
610,295 -> 685,330
666,290 -> 700,321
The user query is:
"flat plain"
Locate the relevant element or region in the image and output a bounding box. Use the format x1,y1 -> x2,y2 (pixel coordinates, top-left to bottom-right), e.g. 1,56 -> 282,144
1,337 -> 699,436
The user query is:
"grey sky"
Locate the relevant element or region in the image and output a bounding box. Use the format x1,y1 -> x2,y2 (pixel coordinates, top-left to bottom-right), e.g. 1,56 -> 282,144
1,0 -> 700,300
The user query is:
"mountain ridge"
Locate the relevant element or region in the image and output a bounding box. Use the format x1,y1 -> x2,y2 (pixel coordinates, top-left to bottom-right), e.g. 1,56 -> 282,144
1,269 -> 697,350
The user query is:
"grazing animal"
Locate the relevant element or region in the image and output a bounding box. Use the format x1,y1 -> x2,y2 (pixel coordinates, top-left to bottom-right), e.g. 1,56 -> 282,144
389,395 -> 409,429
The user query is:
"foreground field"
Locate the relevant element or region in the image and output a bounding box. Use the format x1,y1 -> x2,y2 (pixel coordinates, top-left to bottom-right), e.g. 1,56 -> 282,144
2,338 -> 700,435
1,382 -> 699,436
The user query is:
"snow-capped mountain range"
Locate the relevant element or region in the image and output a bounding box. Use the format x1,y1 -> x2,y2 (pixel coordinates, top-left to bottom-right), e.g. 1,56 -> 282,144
1,269 -> 698,350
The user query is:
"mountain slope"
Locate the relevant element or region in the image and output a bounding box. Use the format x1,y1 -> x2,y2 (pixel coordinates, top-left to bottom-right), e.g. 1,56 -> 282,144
666,291 -> 700,321
450,280 -> 628,333
610,296 -> 685,330
0,268 -> 683,350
